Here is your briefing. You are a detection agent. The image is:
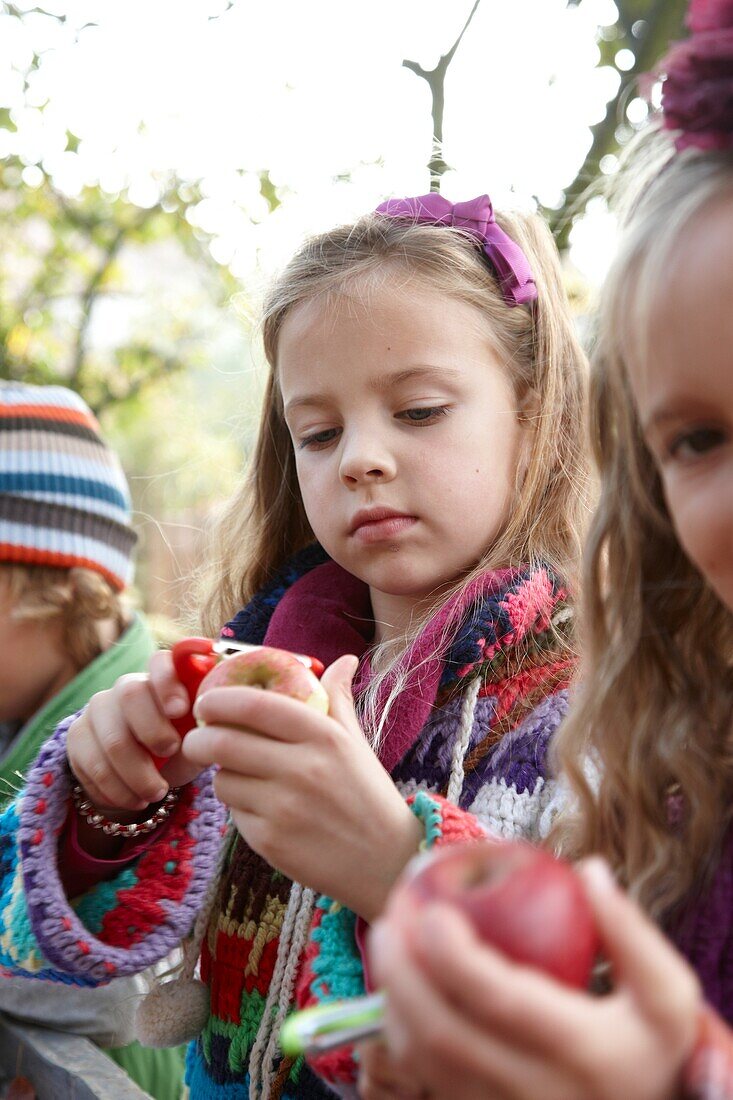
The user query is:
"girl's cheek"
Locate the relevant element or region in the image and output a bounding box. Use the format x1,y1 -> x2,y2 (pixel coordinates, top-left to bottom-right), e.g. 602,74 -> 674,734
664,476 -> 733,600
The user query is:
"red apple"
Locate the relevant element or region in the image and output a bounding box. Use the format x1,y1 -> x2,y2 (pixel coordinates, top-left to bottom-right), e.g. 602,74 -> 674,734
197,644 -> 329,714
400,838 -> 598,989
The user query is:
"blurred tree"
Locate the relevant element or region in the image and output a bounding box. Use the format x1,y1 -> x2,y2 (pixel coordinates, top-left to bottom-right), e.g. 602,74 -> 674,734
547,0 -> 688,249
0,2 -> 238,415
403,0 -> 482,192
403,0 -> 687,246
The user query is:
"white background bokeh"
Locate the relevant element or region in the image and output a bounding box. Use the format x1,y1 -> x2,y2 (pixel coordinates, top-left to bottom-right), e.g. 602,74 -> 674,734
1,0 -> 627,288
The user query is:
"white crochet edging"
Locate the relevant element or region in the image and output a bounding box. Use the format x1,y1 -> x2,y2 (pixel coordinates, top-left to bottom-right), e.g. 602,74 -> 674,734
468,776 -> 557,843
394,778 -> 438,801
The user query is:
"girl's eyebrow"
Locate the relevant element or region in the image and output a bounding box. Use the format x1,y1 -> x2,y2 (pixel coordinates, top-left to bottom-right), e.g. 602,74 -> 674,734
369,365 -> 462,391
643,397 -> 719,434
284,365 -> 461,415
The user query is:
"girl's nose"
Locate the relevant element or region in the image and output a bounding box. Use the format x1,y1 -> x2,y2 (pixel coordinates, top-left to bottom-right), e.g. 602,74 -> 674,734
338,437 -> 396,487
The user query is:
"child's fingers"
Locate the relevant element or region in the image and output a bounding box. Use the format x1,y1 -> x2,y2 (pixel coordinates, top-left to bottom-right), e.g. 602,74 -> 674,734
371,917 -> 562,1099
148,649 -> 191,719
357,1039 -> 427,1099
75,679 -> 177,805
401,903 -> 592,1060
319,655 -> 361,733
577,858 -> 701,1035
68,711 -> 153,811
111,674 -> 182,760
182,724 -> 281,778
211,770 -> 268,816
193,685 -> 335,743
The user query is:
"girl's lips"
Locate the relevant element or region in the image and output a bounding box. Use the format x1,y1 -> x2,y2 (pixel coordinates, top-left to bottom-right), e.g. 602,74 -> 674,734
351,515 -> 417,543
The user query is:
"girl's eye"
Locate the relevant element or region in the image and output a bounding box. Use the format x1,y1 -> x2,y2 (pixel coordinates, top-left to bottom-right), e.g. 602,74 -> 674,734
669,427 -> 727,460
397,406 -> 449,425
299,427 -> 341,450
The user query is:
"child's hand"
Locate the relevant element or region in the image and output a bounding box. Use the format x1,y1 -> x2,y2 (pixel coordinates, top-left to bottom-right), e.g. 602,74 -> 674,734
366,857 -> 701,1100
357,1039 -> 427,1100
67,649 -> 204,813
182,654 -> 422,921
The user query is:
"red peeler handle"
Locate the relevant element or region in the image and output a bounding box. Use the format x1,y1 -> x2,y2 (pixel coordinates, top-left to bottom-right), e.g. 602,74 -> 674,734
149,637 -> 326,771
150,636 -> 218,769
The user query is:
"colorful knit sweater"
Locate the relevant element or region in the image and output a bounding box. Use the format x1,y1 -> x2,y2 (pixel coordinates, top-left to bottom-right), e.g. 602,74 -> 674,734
0,547 -> 576,1099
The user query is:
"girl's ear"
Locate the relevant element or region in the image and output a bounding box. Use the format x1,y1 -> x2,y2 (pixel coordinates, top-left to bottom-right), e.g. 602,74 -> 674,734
517,385 -> 540,423
516,387 -> 539,487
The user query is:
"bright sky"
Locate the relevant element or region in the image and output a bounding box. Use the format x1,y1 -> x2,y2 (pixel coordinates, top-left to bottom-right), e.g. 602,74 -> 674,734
0,0 -> 636,289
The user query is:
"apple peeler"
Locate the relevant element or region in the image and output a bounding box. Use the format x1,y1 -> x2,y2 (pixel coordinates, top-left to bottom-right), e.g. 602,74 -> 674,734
150,636 -> 325,769
279,991 -> 386,1057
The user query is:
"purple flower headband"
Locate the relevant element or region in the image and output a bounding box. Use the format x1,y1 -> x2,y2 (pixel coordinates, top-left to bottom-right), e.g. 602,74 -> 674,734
661,0 -> 733,151
374,193 -> 538,308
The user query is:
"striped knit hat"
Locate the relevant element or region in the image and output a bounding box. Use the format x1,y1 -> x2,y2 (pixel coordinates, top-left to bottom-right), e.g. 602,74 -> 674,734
0,382 -> 137,591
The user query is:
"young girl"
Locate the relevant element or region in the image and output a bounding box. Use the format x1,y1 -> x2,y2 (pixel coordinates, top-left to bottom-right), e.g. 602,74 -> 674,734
362,3 -> 733,1097
0,193 -> 589,1099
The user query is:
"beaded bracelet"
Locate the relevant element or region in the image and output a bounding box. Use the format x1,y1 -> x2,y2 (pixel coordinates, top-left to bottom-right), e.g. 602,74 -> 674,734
71,783 -> 179,837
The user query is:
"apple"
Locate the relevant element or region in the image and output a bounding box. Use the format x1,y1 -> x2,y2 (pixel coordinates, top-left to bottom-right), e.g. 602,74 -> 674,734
400,838 -> 598,989
197,644 -> 329,714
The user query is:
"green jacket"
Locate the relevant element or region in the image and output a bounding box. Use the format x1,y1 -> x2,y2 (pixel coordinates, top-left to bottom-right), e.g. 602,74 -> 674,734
0,612 -> 156,808
0,612 -> 185,1100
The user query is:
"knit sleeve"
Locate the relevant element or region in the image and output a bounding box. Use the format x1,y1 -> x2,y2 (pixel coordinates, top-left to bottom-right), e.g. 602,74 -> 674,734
294,791 -> 487,1088
0,713 -> 226,987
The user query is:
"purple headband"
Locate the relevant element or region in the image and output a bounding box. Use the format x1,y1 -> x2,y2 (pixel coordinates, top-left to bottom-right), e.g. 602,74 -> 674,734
374,193 -> 538,308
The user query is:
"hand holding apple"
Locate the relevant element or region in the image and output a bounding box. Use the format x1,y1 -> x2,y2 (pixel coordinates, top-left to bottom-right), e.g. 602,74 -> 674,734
366,855 -> 701,1100
182,653 -> 423,918
399,838 -> 599,989
196,644 -> 328,714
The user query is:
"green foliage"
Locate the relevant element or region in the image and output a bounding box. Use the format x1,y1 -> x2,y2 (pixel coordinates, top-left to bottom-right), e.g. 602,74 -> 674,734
0,3 -> 237,415
258,170 -> 282,213
547,0 -> 688,249
0,159 -> 237,413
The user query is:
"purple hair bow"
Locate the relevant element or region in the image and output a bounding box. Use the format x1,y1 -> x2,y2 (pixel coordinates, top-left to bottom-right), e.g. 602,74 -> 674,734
374,193 -> 537,307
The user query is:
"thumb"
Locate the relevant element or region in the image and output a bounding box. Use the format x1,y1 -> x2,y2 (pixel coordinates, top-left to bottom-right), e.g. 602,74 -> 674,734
577,858 -> 700,1016
319,654 -> 361,732
149,649 -> 191,719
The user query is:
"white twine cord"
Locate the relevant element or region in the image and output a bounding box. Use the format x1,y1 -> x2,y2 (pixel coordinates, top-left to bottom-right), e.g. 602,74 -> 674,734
446,677 -> 482,806
248,880 -> 313,1099
259,886 -> 316,1097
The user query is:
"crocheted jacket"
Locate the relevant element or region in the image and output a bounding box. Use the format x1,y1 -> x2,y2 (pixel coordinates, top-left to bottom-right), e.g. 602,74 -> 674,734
21,545 -> 733,1100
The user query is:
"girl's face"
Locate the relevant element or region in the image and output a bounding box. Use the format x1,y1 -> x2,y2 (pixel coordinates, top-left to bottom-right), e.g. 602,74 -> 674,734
628,195 -> 733,613
278,280 -> 529,618
0,573 -> 77,725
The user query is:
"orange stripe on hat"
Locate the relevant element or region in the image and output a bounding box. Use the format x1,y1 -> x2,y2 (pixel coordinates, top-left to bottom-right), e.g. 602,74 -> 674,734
0,544 -> 125,591
0,405 -> 100,430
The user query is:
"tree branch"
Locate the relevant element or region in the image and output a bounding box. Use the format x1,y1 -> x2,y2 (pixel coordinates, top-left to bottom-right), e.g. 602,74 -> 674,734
546,0 -> 687,250
93,352 -> 183,416
403,0 -> 483,191
69,207 -> 158,386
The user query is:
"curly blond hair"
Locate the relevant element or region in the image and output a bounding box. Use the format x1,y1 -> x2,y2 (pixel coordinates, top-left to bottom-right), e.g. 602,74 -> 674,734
2,564 -> 129,672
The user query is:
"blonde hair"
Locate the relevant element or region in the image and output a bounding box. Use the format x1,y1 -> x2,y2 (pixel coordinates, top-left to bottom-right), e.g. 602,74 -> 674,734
1,563 -> 128,671
552,132 -> 733,921
199,207 -> 590,739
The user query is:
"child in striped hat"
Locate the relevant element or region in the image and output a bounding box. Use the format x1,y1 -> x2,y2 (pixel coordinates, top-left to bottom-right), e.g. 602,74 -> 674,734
0,381 -> 137,590
0,382 -> 142,783
0,381 -> 186,1100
